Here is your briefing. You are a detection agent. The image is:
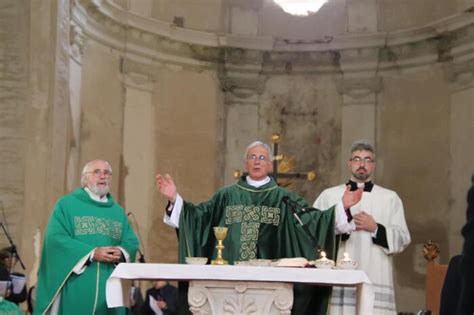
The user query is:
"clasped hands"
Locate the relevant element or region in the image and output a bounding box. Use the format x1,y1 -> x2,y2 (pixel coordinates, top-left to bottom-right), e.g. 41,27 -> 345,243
93,246 -> 123,263
342,186 -> 377,233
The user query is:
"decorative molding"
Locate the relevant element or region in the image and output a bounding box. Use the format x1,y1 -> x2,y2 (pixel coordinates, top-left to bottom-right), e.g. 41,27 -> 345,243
70,20 -> 86,64
188,280 -> 293,315
444,58 -> 474,91
337,75 -> 383,106
71,0 -> 474,76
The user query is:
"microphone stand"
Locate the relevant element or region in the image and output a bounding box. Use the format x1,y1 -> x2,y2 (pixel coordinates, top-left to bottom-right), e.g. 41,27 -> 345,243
0,223 -> 26,270
127,212 -> 146,263
283,198 -> 321,254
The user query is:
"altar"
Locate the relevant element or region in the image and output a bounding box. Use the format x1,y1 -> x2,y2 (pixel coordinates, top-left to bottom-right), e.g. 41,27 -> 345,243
106,263 -> 374,315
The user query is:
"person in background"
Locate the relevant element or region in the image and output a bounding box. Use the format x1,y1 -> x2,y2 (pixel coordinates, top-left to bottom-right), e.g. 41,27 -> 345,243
141,280 -> 177,315
457,177 -> 474,314
0,247 -> 27,305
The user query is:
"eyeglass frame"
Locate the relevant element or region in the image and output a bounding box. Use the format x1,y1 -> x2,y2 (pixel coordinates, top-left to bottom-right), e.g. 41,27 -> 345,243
246,154 -> 271,162
350,156 -> 375,164
85,169 -> 113,177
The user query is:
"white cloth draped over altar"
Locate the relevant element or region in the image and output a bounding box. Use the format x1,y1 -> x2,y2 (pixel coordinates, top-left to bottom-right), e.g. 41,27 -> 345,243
106,263 -> 374,314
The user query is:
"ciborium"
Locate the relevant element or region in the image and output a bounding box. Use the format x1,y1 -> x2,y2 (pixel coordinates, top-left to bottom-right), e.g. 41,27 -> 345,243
211,226 -> 228,265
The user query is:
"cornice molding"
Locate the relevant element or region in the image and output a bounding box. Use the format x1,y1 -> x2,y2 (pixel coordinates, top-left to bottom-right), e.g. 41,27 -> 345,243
72,0 -> 474,75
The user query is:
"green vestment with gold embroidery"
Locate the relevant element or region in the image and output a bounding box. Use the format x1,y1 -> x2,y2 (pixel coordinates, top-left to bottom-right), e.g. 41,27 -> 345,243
34,188 -> 139,315
178,176 -> 336,315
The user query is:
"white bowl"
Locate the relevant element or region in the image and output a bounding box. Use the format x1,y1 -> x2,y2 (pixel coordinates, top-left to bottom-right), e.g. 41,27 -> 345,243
337,260 -> 358,270
185,257 -> 208,265
315,259 -> 335,269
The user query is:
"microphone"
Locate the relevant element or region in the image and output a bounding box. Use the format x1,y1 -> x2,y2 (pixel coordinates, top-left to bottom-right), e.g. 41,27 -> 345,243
282,196 -> 305,226
282,196 -> 306,212
281,196 -> 320,251
127,211 -> 146,263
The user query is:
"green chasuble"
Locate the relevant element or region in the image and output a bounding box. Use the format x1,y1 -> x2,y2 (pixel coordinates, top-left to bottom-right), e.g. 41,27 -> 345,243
35,188 -> 139,315
178,176 -> 336,315
0,297 -> 24,315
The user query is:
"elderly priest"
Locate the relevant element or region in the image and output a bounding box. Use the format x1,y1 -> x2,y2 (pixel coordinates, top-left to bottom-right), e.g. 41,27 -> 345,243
156,141 -> 363,315
35,160 -> 139,315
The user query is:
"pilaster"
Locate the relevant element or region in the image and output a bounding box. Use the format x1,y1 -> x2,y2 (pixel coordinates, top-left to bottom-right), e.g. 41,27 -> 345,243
338,48 -> 382,180
219,48 -> 266,185
444,56 -> 474,257
121,69 -> 155,263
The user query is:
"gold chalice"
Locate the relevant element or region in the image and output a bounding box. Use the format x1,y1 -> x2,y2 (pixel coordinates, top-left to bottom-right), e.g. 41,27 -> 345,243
211,226 -> 228,265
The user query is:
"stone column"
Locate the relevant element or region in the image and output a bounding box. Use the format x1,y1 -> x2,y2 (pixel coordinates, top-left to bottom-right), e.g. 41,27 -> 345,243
22,0 -> 72,283
445,59 -> 474,257
227,0 -> 263,36
337,0 -> 381,178
121,69 -> 155,263
67,21 -> 86,191
338,48 -> 382,180
219,49 -> 265,185
346,0 -> 378,33
78,40 -> 124,198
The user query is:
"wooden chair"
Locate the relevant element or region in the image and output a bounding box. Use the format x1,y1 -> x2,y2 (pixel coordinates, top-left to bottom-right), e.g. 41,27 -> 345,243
423,241 -> 448,315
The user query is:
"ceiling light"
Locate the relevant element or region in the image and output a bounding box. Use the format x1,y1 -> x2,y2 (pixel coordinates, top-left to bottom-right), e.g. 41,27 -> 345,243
273,0 -> 328,16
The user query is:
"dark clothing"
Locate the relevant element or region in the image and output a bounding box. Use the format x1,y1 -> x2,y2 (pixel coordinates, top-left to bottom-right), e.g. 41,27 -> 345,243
0,266 -> 27,304
439,255 -> 462,315
141,284 -> 178,315
458,184 -> 474,315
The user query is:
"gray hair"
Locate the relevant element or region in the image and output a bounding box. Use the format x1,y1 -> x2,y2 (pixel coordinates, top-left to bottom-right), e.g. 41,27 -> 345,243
80,160 -> 112,187
244,141 -> 273,160
350,139 -> 375,155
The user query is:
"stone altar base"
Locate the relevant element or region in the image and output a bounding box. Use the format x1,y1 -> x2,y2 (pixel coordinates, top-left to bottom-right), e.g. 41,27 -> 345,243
188,280 -> 293,315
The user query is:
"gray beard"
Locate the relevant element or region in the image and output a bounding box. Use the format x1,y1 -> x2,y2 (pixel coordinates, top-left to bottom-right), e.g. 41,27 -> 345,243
89,183 -> 110,196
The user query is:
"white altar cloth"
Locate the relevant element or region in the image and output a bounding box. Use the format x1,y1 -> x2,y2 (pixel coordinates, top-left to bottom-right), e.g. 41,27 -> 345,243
106,263 -> 374,314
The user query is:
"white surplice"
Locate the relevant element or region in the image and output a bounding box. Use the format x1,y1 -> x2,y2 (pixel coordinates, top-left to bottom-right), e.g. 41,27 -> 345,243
314,184 -> 411,315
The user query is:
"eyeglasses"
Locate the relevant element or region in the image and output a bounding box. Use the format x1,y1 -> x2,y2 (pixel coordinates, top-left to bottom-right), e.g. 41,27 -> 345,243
247,154 -> 270,162
86,169 -> 112,178
350,157 -> 375,164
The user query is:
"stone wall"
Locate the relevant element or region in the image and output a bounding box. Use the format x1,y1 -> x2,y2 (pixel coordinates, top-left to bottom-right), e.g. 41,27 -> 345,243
0,0 -> 27,250
1,0 -> 473,313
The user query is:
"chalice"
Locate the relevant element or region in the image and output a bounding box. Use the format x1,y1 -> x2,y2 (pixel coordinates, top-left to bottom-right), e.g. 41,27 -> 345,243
211,226 -> 228,265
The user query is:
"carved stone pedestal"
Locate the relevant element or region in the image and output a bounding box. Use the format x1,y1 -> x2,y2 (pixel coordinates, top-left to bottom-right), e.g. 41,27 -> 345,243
188,280 -> 293,315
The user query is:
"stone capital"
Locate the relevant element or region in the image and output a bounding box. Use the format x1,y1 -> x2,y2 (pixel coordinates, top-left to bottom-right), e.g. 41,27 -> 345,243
70,21 -> 86,64
444,59 -> 474,91
337,75 -> 383,104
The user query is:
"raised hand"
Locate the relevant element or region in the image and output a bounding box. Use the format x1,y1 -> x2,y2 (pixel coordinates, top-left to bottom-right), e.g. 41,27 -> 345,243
342,185 -> 363,209
353,211 -> 377,233
155,173 -> 177,203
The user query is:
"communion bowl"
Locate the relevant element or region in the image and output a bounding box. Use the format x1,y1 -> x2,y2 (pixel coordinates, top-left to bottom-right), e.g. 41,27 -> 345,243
315,259 -> 335,269
185,257 -> 208,265
337,260 -> 358,270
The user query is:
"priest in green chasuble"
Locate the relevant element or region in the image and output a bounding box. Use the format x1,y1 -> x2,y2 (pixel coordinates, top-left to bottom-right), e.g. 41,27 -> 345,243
35,160 -> 139,315
156,141 -> 363,315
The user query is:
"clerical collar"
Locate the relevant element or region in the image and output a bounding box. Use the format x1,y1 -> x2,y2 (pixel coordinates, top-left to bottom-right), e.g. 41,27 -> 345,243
246,176 -> 271,188
346,180 -> 374,192
84,187 -> 108,202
